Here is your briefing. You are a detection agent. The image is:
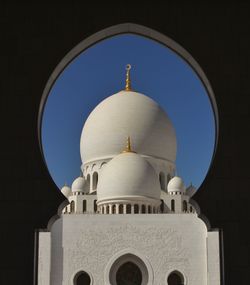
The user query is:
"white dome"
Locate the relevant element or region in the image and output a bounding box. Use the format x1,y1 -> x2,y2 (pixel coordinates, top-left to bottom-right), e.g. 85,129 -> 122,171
61,185 -> 72,198
72,176 -> 86,192
97,152 -> 161,202
167,176 -> 185,193
80,91 -> 177,164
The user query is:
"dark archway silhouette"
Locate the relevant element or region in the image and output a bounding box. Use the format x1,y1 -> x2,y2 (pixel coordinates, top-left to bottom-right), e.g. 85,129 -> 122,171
183,200 -> 187,212
83,200 -> 86,212
126,204 -> 131,214
171,199 -> 175,212
134,204 -> 139,214
116,261 -> 142,285
167,271 -> 184,285
74,271 -> 91,285
92,172 -> 98,190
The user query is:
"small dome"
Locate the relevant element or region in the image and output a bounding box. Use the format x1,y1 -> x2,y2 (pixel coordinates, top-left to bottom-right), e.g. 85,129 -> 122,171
61,185 -> 72,198
80,91 -> 177,164
167,176 -> 185,193
72,176 -> 86,192
97,152 -> 161,202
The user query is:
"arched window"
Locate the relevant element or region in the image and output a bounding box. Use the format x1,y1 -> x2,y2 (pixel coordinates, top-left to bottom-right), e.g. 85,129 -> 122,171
73,271 -> 91,285
109,253 -> 148,285
107,206 -> 110,214
112,204 -> 116,214
87,174 -> 90,191
70,201 -> 75,213
126,204 -> 131,214
171,199 -> 175,212
183,200 -> 187,212
116,262 -> 142,285
159,172 -> 165,190
190,206 -> 193,212
94,199 -> 97,212
134,204 -> 139,214
92,172 -> 98,190
167,271 -> 184,285
83,200 -> 86,212
141,205 -> 146,214
148,205 -> 151,213
119,204 -> 123,214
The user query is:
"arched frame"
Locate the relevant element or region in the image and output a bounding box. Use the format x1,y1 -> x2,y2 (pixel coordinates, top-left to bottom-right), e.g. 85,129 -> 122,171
38,23 -> 218,190
104,249 -> 154,285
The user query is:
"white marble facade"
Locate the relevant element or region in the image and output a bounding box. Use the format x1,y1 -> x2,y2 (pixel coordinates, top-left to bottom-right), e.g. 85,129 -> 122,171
37,67 -> 221,285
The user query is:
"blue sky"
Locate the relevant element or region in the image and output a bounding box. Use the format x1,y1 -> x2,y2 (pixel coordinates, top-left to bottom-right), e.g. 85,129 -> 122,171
41,34 -> 215,190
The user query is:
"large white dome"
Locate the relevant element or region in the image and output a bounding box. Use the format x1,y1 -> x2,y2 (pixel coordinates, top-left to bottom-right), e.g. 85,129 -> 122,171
97,152 -> 161,202
80,90 -> 177,164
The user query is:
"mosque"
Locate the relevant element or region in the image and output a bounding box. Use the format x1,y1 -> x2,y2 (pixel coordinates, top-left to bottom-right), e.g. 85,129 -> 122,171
37,65 -> 221,285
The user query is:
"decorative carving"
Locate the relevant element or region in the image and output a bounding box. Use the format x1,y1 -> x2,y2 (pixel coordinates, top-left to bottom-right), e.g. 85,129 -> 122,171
61,222 -> 192,284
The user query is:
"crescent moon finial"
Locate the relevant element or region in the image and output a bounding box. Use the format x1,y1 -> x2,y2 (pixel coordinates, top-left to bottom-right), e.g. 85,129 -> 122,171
125,64 -> 132,91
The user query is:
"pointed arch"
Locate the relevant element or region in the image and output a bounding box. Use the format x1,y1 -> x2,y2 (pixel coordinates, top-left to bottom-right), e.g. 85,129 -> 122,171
107,252 -> 151,285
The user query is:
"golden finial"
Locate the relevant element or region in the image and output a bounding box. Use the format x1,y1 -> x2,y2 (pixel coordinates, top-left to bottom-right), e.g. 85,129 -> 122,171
125,64 -> 132,91
122,136 -> 136,153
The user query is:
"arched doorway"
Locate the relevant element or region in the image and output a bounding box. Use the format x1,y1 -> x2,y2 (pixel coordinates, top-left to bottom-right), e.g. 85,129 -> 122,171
73,271 -> 91,285
116,261 -> 142,285
109,253 -> 149,285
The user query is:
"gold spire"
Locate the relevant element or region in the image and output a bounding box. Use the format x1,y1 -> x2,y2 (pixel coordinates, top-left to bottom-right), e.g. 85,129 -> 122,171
122,136 -> 136,153
125,64 -> 132,91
